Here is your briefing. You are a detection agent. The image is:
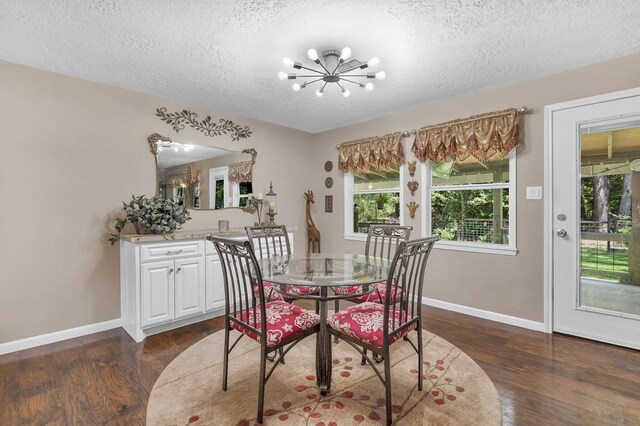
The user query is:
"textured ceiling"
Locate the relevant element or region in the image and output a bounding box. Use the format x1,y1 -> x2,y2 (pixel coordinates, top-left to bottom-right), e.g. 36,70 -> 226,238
1,1 -> 639,133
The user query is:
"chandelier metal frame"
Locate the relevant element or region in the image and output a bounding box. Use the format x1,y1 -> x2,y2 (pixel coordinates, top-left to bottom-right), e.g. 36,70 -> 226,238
278,47 -> 385,97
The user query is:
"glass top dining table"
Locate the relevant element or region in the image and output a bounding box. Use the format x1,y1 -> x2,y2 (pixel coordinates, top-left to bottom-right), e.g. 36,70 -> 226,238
258,253 -> 392,290
258,253 -> 393,395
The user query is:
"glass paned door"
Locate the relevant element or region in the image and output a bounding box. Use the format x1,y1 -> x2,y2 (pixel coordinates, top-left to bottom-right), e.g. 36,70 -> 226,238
550,88 -> 640,350
579,124 -> 640,317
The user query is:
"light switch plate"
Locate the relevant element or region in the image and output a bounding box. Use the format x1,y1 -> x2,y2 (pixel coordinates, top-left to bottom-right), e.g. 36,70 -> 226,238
526,186 -> 543,200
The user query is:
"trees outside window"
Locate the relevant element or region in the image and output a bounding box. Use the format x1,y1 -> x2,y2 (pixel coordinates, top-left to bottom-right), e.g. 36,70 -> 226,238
426,152 -> 516,254
345,167 -> 401,235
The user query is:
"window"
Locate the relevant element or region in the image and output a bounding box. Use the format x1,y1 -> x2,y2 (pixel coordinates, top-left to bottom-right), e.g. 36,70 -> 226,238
209,166 -> 229,209
234,182 -> 253,207
423,152 -> 516,255
344,166 -> 403,237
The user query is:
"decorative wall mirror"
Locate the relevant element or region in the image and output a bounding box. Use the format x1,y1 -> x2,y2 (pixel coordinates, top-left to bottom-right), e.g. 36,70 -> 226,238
148,133 -> 257,212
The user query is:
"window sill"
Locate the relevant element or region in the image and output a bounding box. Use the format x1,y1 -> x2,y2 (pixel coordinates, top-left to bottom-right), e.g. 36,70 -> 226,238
433,240 -> 518,256
343,233 -> 368,242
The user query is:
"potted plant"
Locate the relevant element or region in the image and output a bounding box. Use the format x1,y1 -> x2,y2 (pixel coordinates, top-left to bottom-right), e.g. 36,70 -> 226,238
109,194 -> 191,245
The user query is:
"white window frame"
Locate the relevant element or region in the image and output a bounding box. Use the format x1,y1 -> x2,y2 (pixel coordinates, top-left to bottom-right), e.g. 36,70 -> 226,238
231,181 -> 252,208
209,166 -> 229,209
421,151 -> 518,256
344,167 -> 405,241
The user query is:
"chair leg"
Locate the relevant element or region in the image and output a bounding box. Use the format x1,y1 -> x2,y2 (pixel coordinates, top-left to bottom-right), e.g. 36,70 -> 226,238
384,349 -> 392,426
222,324 -> 230,391
361,348 -> 367,365
417,325 -> 423,391
333,300 -> 340,343
257,344 -> 267,424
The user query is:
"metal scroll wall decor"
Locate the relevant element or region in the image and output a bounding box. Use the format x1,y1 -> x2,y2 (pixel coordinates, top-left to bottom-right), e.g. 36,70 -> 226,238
406,161 -> 419,218
407,180 -> 419,197
407,201 -> 419,219
408,160 -> 416,177
155,107 -> 252,141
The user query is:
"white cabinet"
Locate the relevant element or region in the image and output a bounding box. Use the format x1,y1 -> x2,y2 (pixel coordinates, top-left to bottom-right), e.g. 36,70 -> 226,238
121,239 -> 210,342
121,231 -> 294,342
205,253 -> 225,312
141,260 -> 174,327
175,257 -> 205,319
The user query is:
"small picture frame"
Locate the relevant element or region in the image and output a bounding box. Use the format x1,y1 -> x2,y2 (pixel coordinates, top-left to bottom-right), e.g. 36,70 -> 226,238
218,220 -> 229,231
325,195 -> 333,213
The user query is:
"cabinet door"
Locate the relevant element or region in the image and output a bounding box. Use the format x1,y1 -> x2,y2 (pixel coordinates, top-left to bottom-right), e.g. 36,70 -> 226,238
141,260 -> 174,327
175,257 -> 205,319
205,255 -> 226,311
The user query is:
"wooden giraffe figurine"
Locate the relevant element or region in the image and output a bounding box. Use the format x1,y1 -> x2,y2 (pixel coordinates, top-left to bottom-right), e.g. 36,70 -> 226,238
304,190 -> 321,253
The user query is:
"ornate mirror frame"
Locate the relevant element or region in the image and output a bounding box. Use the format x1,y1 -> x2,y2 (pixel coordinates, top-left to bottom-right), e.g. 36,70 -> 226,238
147,133 -> 257,213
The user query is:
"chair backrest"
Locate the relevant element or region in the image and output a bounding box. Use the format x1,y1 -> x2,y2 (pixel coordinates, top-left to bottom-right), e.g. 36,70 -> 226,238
365,224 -> 413,259
383,236 -> 439,336
208,236 -> 266,339
245,225 -> 291,259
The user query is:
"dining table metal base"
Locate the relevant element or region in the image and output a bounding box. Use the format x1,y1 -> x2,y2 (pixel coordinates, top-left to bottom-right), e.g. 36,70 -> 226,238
315,286 -> 332,395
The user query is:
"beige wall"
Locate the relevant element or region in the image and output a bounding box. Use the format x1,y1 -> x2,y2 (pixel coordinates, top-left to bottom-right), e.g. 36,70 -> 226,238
0,60 -> 314,344
312,53 -> 640,323
2,53 -> 639,345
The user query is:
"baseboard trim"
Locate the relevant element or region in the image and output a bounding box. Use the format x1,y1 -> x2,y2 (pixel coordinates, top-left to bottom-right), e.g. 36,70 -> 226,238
0,318 -> 122,356
422,297 -> 547,333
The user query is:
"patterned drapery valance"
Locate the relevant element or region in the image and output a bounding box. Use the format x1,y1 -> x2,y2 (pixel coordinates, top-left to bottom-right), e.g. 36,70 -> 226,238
228,161 -> 253,184
338,132 -> 405,174
411,108 -> 520,164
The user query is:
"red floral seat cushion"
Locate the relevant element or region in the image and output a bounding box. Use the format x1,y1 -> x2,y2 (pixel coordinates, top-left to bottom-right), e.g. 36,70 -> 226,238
254,281 -> 289,302
253,280 -> 319,302
334,281 -> 403,304
231,301 -> 320,347
327,302 -> 416,348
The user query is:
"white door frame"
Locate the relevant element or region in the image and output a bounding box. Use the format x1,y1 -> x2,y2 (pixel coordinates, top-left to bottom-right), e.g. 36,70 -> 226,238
543,86 -> 640,334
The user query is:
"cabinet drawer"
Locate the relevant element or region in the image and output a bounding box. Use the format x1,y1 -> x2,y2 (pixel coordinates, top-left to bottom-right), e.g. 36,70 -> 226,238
141,241 -> 204,262
205,236 -> 248,256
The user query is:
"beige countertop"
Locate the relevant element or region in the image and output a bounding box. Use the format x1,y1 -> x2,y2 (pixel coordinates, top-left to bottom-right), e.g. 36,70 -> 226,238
120,226 -> 297,243
120,228 -> 248,243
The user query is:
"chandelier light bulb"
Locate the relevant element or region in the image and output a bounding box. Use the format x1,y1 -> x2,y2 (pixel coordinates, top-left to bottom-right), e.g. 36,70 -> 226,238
367,57 -> 380,67
277,71 -> 288,80
292,83 -> 301,92
316,88 -> 324,97
342,88 -> 350,97
375,71 -> 386,80
307,48 -> 318,61
365,83 -> 374,91
282,57 -> 294,67
340,46 -> 352,60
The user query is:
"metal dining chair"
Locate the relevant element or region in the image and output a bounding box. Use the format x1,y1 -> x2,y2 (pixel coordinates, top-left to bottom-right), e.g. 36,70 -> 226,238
327,236 -> 439,426
245,225 -> 320,302
334,224 -> 413,310
208,236 -> 320,424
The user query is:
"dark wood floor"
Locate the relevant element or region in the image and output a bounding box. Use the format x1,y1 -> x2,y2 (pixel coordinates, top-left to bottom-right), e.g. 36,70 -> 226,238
1,305 -> 639,425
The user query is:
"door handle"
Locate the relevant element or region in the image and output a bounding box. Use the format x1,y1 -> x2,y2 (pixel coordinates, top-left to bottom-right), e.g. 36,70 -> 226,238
556,229 -> 567,237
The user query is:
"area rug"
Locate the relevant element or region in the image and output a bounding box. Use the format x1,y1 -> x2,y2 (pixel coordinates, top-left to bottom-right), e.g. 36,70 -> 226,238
147,329 -> 501,425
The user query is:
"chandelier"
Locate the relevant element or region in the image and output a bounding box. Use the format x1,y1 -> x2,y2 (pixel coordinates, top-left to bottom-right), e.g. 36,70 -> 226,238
278,47 -> 385,97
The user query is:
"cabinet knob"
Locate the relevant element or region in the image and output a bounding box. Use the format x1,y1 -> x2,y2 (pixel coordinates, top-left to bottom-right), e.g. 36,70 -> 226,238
177,267 -> 182,273
168,268 -> 174,273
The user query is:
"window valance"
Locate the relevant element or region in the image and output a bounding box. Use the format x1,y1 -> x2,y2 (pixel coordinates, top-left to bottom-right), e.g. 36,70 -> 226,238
411,108 -> 520,164
338,132 -> 405,174
228,161 -> 253,184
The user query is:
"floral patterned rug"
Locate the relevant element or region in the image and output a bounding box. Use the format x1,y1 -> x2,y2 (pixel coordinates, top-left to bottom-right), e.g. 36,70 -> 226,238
146,329 -> 501,425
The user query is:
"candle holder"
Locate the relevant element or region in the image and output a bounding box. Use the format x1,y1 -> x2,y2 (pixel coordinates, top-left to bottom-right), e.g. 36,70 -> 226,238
250,194 -> 265,226
265,181 -> 278,226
